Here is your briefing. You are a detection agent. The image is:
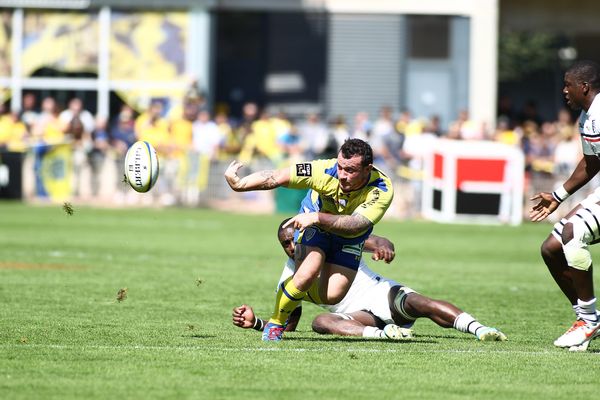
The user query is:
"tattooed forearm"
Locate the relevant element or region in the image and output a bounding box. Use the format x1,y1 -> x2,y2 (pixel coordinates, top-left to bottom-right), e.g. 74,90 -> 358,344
258,170 -> 280,189
321,213 -> 372,236
234,169 -> 282,191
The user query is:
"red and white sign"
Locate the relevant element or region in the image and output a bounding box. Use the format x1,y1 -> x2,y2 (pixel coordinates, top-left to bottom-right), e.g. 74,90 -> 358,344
423,139 -> 524,225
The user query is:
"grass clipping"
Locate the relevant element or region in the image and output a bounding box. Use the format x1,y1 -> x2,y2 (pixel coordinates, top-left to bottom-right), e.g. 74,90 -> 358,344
62,202 -> 74,216
116,288 -> 128,302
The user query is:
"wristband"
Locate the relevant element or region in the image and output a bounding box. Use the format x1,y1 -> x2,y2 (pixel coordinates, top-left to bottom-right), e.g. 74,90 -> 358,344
552,186 -> 570,203
252,318 -> 264,331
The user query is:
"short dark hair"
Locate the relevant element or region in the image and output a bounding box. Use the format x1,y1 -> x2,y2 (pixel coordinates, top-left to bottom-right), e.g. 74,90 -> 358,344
567,60 -> 600,90
278,218 -> 292,234
278,218 -> 295,241
339,138 -> 373,166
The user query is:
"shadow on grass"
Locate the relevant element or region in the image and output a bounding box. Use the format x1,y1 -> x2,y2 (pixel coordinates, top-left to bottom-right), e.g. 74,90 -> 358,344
586,348 -> 600,354
186,334 -> 217,339
415,333 -> 468,341
282,336 -> 437,345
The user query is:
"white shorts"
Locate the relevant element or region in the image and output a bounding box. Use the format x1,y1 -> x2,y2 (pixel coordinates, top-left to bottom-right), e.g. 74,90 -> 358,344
277,258 -> 416,325
326,276 -> 416,325
552,188 -> 600,242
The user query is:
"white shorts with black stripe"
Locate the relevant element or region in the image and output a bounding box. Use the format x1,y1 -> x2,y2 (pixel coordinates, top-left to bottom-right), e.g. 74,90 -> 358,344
551,218 -> 568,241
552,189 -> 600,243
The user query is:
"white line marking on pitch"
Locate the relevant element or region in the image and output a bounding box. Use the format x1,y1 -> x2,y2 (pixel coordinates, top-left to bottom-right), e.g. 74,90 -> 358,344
0,343 -> 596,356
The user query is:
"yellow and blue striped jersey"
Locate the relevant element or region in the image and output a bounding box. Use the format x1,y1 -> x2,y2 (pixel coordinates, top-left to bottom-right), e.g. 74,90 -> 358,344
288,159 -> 393,238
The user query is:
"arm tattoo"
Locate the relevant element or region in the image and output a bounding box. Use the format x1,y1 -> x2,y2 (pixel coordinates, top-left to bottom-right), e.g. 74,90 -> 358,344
329,214 -> 372,236
257,170 -> 279,189
237,169 -> 280,190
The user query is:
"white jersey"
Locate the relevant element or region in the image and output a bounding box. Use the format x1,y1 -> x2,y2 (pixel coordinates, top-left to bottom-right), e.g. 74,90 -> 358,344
277,258 -> 415,325
579,94 -> 600,157
574,93 -> 600,203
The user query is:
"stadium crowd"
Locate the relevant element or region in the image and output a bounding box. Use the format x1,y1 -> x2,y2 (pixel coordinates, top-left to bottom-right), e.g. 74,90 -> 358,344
0,87 -> 588,217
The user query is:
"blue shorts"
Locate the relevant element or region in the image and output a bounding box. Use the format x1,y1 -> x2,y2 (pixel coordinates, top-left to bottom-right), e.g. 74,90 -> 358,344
295,226 -> 371,270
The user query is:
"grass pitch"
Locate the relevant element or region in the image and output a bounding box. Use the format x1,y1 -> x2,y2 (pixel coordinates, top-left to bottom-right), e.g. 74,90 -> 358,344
1,202 -> 600,400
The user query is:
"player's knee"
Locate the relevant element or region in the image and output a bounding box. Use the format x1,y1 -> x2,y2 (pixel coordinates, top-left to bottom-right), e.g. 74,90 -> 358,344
563,243 -> 592,271
311,314 -> 335,335
540,235 -> 562,260
561,221 -> 592,271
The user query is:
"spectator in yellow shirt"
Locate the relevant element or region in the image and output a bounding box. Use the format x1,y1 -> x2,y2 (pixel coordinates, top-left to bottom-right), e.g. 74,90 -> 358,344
239,109 -> 282,163
0,110 -> 28,152
135,100 -> 170,156
32,97 -> 63,145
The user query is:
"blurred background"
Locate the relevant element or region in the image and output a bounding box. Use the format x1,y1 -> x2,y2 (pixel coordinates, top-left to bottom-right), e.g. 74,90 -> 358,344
0,0 -> 599,224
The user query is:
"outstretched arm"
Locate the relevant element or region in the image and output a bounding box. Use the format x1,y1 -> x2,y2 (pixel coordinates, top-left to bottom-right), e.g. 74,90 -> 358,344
224,160 -> 290,192
530,155 -> 600,222
232,304 -> 302,332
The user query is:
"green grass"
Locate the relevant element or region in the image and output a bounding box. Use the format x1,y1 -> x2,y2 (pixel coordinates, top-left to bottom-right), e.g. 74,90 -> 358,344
1,202 -> 600,399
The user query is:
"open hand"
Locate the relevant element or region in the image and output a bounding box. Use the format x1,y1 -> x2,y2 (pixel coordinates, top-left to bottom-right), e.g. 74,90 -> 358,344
530,192 -> 559,222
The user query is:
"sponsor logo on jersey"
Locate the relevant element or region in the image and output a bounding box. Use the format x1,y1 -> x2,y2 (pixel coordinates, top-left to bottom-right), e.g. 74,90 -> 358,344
361,188 -> 380,208
303,227 -> 316,241
342,243 -> 363,256
296,163 -> 312,176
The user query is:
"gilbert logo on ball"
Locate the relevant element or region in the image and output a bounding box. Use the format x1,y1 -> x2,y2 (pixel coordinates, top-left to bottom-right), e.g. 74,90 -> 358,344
124,141 -> 159,193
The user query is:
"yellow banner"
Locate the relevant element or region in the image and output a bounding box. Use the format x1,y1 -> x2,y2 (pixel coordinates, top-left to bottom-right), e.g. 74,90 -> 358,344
110,11 -> 188,108
110,11 -> 187,81
22,11 -> 99,76
0,10 -> 11,77
38,144 -> 72,201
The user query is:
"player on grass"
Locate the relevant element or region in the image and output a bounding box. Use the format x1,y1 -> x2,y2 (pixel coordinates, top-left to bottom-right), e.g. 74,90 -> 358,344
225,139 -> 394,341
530,60 -> 600,351
232,218 -> 507,341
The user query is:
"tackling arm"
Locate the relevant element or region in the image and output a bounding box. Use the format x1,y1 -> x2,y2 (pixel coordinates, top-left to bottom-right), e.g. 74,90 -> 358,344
363,234 -> 395,263
232,304 -> 302,332
224,160 -> 290,192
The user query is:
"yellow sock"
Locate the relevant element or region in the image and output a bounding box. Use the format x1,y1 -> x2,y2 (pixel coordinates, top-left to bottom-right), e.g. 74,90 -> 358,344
303,280 -> 323,305
269,277 -> 306,325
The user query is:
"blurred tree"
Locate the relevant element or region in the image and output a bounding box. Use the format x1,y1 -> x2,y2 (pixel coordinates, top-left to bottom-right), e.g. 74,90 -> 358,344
498,32 -> 560,82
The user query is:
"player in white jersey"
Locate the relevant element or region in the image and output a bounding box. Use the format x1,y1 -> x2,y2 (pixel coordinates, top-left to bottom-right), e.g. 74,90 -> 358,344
232,219 -> 507,341
531,60 -> 600,351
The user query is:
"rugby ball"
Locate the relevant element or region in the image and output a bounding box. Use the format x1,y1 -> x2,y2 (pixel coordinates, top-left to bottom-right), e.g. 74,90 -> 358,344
124,140 -> 159,193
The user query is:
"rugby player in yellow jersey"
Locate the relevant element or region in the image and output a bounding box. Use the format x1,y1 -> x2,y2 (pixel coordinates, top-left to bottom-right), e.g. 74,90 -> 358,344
224,139 -> 394,341
232,218 -> 507,342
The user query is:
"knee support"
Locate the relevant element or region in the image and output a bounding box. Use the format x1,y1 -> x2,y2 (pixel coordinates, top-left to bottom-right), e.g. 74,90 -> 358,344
562,206 -> 600,271
393,287 -> 417,321
563,241 -> 592,271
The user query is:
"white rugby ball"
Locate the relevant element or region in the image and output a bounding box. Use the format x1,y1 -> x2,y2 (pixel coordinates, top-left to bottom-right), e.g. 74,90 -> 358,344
124,140 -> 159,193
